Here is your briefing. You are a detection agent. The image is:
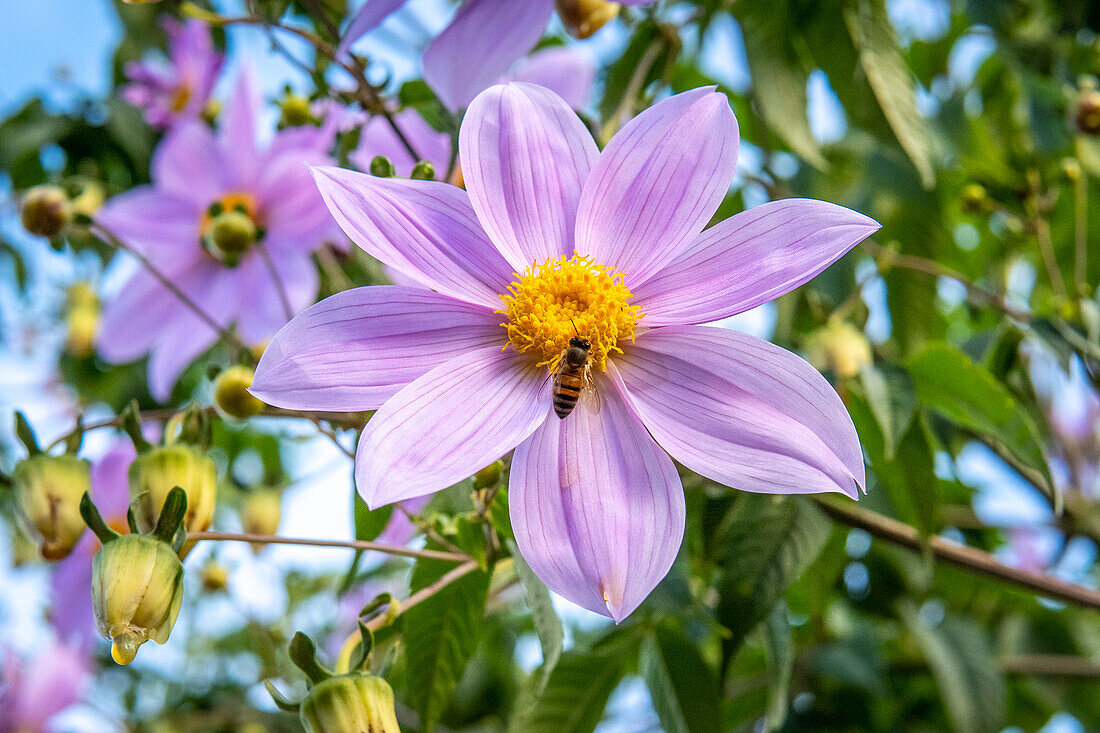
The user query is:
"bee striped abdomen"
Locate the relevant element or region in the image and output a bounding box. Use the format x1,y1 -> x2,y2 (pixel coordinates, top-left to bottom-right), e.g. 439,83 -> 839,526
553,372 -> 584,418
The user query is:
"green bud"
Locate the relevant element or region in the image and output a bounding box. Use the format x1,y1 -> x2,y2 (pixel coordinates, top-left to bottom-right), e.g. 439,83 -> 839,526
208,210 -> 258,264
200,559 -> 229,591
370,155 -> 396,178
410,160 -> 436,180
11,455 -> 91,561
92,532 -> 184,664
300,676 -> 402,733
240,489 -> 282,554
473,460 -> 503,490
959,183 -> 987,213
129,444 -> 217,540
804,319 -> 872,380
20,185 -> 72,238
213,365 -> 265,419
279,93 -> 316,128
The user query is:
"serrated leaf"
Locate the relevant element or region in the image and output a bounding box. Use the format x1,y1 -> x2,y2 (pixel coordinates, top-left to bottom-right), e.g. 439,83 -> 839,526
762,603 -> 794,731
403,556 -> 491,731
899,602 -> 1005,733
524,639 -> 634,733
737,0 -> 826,168
859,363 -> 917,460
507,539 -> 564,731
715,495 -> 831,662
907,343 -> 1053,496
845,0 -> 936,188
641,625 -> 721,733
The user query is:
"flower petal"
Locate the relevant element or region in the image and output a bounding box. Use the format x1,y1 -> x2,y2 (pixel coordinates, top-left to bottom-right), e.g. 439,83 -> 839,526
148,308 -> 217,402
460,82 -> 598,271
423,0 -> 556,111
634,199 -> 881,325
613,326 -> 865,498
508,47 -> 596,110
150,123 -> 229,208
311,165 -> 514,309
337,0 -> 411,56
356,346 -> 549,507
252,286 -> 504,411
220,70 -> 261,187
94,187 -> 203,269
575,88 -> 738,286
510,380 -> 684,621
233,248 -> 319,345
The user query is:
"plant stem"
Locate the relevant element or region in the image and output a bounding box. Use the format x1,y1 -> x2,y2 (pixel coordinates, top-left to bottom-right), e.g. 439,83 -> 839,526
189,530 -> 471,563
366,560 -> 481,632
1000,654 -> 1100,677
814,497 -> 1100,611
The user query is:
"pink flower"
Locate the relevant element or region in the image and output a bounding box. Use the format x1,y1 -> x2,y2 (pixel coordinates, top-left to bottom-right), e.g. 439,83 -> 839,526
96,72 -> 340,401
0,640 -> 89,733
122,18 -> 223,129
252,84 -> 877,620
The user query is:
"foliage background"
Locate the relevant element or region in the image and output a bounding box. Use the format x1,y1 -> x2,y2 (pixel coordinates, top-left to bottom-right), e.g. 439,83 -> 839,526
3,0 -> 1100,731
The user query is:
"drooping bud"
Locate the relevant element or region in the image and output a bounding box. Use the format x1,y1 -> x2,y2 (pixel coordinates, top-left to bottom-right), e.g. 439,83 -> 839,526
208,210 -> 258,264
410,160 -> 436,181
267,630 -> 401,733
83,488 -> 187,665
12,454 -> 91,561
370,155 -> 396,178
129,444 -> 217,539
199,559 -> 229,592
279,93 -> 316,128
240,488 -> 282,553
804,319 -> 872,380
214,365 -> 266,419
556,0 -> 621,39
20,185 -> 72,238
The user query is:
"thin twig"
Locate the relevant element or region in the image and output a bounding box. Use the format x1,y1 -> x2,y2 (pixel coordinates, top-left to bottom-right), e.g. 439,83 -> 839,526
814,497 -> 1100,611
1000,654 -> 1100,677
255,239 -> 295,322
189,530 -> 470,563
365,559 -> 481,632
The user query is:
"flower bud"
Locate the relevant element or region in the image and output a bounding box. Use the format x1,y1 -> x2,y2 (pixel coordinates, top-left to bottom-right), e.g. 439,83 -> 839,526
200,559 -> 229,592
279,93 -> 316,128
241,489 -> 282,554
12,454 -> 91,560
300,676 -> 402,733
92,533 -> 184,664
556,0 -> 621,39
201,99 -> 221,125
410,160 -> 436,181
129,444 -> 217,537
1074,90 -> 1100,135
214,365 -> 266,419
804,320 -> 872,380
959,183 -> 987,214
70,180 -> 106,218
370,155 -> 396,178
20,185 -> 72,238
65,284 -> 100,358
208,210 -> 258,263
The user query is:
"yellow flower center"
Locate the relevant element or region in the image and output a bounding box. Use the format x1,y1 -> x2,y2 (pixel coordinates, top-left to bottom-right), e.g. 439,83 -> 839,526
170,83 -> 192,113
200,192 -> 261,238
498,254 -> 642,371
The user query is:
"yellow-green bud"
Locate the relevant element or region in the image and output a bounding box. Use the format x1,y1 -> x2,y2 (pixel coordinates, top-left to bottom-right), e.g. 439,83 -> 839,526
20,185 -> 72,238
208,211 -> 258,262
556,0 -> 621,39
92,533 -> 184,664
201,99 -> 221,125
370,155 -> 396,178
300,676 -> 402,733
214,365 -> 265,419
1075,90 -> 1100,135
804,320 -> 872,380
473,460 -> 503,489
410,160 -> 435,181
200,559 -> 229,592
12,455 -> 91,561
280,94 -> 315,128
1062,158 -> 1083,182
129,445 -> 217,537
959,183 -> 987,213
241,489 -> 282,554
70,180 -> 106,218
65,284 -> 100,358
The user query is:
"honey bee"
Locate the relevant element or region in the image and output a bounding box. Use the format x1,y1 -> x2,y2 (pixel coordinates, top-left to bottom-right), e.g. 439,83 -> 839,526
551,336 -> 602,419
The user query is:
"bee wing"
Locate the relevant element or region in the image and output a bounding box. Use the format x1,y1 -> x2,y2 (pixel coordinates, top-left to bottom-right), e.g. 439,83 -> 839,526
579,366 -> 603,415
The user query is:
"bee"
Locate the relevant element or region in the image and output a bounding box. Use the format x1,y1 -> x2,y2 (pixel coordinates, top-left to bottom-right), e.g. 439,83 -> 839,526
551,336 -> 602,419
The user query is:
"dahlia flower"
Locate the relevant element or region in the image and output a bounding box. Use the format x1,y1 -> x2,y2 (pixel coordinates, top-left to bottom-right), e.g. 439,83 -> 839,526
252,83 -> 877,620
96,72 -> 339,401
122,18 -> 222,129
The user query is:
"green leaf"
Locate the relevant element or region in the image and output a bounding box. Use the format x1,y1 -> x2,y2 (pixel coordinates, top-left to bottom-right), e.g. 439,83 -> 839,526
762,604 -> 794,731
907,343 -> 1053,496
353,490 -> 393,542
641,625 -> 721,733
507,539 -> 564,731
403,555 -> 491,731
859,363 -> 918,460
899,602 -> 1005,733
524,638 -> 635,733
737,0 -> 826,168
844,0 -> 936,188
714,495 -> 831,662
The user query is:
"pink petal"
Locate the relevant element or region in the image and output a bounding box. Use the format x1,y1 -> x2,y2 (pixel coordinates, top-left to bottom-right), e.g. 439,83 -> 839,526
147,308 -> 218,402
220,70 -> 261,188
355,347 -> 548,508
252,286 -> 504,411
510,380 -> 684,621
507,46 -> 596,110
94,187 -> 203,269
311,166 -> 514,309
460,82 -> 598,271
574,88 -> 738,286
613,326 -> 865,499
337,0 -> 411,56
423,0 -> 556,111
152,121 -> 228,208
350,109 -> 453,178
233,247 -> 319,345
634,199 -> 880,325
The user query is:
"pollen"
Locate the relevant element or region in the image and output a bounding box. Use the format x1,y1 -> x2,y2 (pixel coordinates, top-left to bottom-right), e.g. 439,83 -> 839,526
498,254 -> 642,371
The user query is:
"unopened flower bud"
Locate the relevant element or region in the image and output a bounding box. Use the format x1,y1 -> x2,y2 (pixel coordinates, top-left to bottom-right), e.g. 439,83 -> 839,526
473,460 -> 503,489
20,185 -> 72,238
241,489 -> 282,553
279,93 -> 316,128
70,180 -> 106,218
208,211 -> 257,262
1061,158 -> 1082,182
65,284 -> 100,358
1075,90 -> 1100,135
12,454 -> 91,561
214,365 -> 266,419
959,183 -> 987,213
410,160 -> 435,181
129,445 -> 217,538
201,99 -> 221,125
370,155 -> 396,178
556,0 -> 621,39
200,559 -> 229,591
804,320 -> 872,380
300,676 -> 402,733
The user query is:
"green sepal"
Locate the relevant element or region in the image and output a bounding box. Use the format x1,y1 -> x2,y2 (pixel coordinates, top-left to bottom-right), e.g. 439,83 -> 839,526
410,160 -> 435,180
370,155 -> 396,178
126,506 -> 140,535
289,631 -> 333,686
14,411 -> 40,456
80,492 -> 120,545
121,401 -> 152,453
265,680 -> 302,713
64,415 -> 84,455
174,403 -> 211,448
351,621 -> 374,673
153,487 -> 189,544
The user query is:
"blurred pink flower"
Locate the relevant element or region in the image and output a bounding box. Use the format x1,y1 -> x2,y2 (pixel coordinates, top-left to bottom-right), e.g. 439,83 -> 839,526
0,640 -> 89,733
